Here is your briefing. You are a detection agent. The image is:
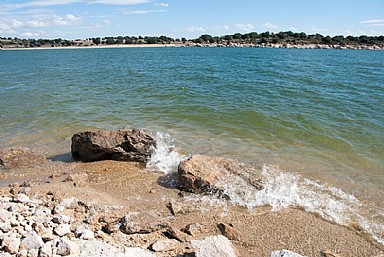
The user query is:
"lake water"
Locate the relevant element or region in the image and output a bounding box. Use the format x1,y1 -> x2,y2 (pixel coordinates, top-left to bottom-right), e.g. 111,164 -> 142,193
0,47 -> 383,244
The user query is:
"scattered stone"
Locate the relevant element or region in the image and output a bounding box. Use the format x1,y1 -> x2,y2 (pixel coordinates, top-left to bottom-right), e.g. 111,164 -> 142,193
270,249 -> 307,257
56,238 -> 72,256
52,214 -> 71,224
54,224 -> 71,237
151,238 -> 179,252
71,129 -> 156,162
63,173 -> 88,187
1,233 -> 20,254
13,193 -> 30,203
59,197 -> 78,209
75,225 -> 94,240
39,241 -> 54,257
178,154 -> 263,197
20,232 -> 44,251
184,223 -> 206,236
191,235 -> 239,257
166,201 -> 184,216
164,227 -> 190,242
120,212 -> 167,234
217,222 -> 242,241
102,221 -> 120,234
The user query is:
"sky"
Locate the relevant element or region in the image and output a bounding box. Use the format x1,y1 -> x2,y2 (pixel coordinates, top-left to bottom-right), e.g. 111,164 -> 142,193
0,0 -> 383,40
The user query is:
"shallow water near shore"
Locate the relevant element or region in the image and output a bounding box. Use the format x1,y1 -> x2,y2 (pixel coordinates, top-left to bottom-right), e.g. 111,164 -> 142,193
0,47 -> 383,245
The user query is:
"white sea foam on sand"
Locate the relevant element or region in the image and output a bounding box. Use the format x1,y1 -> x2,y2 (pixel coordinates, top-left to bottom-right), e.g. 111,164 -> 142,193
146,132 -> 188,174
221,164 -> 384,245
147,133 -> 383,245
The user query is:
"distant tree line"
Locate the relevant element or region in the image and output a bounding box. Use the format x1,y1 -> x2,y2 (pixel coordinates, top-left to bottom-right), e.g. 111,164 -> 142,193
191,31 -> 384,46
1,31 -> 383,48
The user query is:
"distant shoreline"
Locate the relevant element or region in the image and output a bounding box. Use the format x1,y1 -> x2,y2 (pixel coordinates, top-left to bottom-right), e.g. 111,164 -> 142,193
1,42 -> 383,51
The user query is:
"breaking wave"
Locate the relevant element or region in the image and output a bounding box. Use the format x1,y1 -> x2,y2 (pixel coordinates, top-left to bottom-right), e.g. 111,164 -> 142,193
222,164 -> 384,245
147,133 -> 383,245
146,132 -> 188,174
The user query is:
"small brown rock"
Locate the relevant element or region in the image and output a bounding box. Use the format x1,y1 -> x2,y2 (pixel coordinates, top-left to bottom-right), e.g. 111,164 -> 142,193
217,223 -> 241,241
164,227 -> 190,242
184,223 -> 206,236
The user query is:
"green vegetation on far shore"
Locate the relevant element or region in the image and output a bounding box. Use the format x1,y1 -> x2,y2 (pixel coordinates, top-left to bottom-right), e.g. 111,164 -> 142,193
1,31 -> 383,49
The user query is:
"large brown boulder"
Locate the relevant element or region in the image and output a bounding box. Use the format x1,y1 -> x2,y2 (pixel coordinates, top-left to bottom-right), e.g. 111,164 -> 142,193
177,154 -> 263,197
71,129 -> 156,162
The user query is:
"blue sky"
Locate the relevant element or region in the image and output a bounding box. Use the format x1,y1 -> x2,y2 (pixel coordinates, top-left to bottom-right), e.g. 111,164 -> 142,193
0,0 -> 383,39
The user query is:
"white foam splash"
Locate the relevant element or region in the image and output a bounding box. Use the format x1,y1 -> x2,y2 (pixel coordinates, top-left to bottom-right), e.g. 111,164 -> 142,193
146,132 -> 188,174
220,164 -> 383,245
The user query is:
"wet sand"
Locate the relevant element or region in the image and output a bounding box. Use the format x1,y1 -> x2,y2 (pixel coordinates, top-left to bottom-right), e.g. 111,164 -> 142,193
1,153 -> 383,257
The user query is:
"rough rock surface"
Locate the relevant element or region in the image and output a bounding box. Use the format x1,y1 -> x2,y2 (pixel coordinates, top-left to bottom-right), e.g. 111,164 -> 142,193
71,129 -> 156,162
217,223 -> 242,241
178,154 -> 263,196
270,249 -> 307,257
191,235 -> 239,257
119,212 -> 168,234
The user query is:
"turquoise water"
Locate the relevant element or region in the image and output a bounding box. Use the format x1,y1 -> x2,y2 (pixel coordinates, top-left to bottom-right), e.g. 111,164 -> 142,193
1,47 -> 383,243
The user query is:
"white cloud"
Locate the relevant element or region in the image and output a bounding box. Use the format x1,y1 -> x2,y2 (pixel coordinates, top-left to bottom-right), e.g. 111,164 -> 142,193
360,19 -> 384,27
213,24 -> 230,31
20,31 -> 41,37
123,9 -> 167,15
0,20 -> 16,34
104,19 -> 111,25
360,19 -> 384,24
11,20 -> 25,28
186,26 -> 206,33
234,23 -> 254,32
5,0 -> 151,8
92,0 -> 151,5
26,20 -> 48,27
155,2 -> 169,7
53,14 -> 81,26
311,26 -> 327,33
263,22 -> 278,30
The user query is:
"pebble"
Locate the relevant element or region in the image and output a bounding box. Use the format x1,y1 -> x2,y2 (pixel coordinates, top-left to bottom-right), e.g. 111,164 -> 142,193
54,224 -> 71,237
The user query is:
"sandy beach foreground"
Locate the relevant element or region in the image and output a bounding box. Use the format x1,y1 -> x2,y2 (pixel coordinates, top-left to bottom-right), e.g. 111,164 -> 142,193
0,148 -> 383,257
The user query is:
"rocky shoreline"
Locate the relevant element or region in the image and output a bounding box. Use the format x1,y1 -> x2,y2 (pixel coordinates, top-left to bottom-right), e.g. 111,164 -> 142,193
1,129 -> 383,257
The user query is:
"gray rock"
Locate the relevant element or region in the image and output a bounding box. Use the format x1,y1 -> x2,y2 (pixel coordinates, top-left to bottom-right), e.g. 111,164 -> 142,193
39,241 -> 53,257
120,212 -> 167,234
20,232 -> 44,251
54,224 -> 71,237
52,214 -> 71,224
191,235 -> 238,257
178,154 -> 263,198
59,197 -> 78,209
56,238 -> 72,256
270,250 -> 307,257
13,193 -> 30,204
1,233 -> 20,254
71,129 -> 156,162
75,225 -> 94,240
151,238 -> 178,252
76,239 -> 119,256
